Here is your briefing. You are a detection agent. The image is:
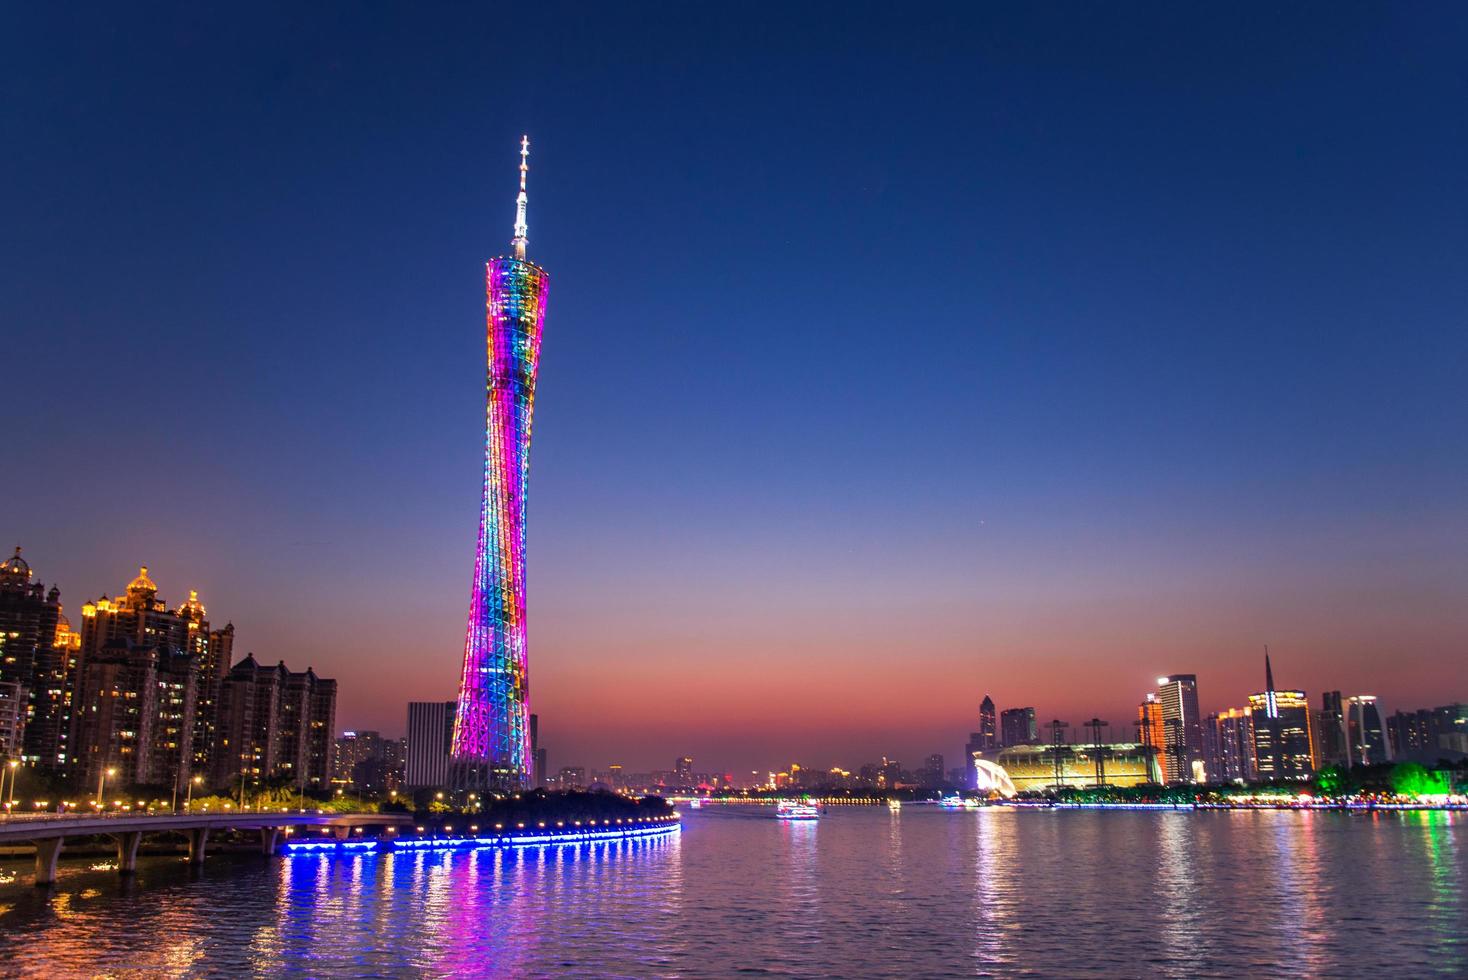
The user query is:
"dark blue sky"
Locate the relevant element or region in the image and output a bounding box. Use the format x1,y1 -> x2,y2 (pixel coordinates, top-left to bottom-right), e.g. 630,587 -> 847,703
5,4 -> 1465,771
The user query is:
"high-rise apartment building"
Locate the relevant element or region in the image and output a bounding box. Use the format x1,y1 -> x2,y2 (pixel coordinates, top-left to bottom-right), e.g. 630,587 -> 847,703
452,137 -> 548,790
1156,674 -> 1204,783
406,700 -> 456,789
212,654 -> 335,790
72,568 -> 215,792
0,548 -> 65,766
72,637 -> 196,791
1000,707 -> 1038,747
1204,707 -> 1255,783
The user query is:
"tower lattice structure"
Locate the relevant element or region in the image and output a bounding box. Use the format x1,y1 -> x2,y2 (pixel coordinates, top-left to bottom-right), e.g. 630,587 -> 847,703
452,136 -> 546,789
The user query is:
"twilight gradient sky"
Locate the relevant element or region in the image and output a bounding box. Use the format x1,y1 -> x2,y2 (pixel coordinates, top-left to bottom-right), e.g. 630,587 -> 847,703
4,4 -> 1466,775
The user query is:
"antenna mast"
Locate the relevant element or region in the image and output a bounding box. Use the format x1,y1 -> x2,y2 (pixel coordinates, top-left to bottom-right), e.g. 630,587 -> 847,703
512,135 -> 529,261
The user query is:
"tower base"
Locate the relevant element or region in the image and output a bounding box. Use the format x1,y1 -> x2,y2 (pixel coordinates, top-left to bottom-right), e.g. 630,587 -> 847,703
451,759 -> 527,794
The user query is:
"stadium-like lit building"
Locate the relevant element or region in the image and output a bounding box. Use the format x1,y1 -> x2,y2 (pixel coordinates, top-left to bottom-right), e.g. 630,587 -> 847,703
452,137 -> 547,790
991,743 -> 1153,792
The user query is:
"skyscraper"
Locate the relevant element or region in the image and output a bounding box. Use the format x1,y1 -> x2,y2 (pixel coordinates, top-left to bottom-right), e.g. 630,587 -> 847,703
211,654 -> 336,790
1000,707 -> 1038,747
452,137 -> 549,790
1246,652 -> 1314,780
1156,674 -> 1204,783
0,548 -> 63,766
978,695 -> 998,750
1137,695 -> 1166,783
1203,707 -> 1255,783
1345,695 -> 1392,766
406,700 -> 456,790
1315,690 -> 1348,767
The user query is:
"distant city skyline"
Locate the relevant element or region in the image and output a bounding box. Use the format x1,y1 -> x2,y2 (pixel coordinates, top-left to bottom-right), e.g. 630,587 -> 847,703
5,6 -> 1466,774
6,545 -> 1464,778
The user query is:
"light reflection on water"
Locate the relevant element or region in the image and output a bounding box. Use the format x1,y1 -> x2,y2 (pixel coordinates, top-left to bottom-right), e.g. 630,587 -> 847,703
0,810 -> 1464,977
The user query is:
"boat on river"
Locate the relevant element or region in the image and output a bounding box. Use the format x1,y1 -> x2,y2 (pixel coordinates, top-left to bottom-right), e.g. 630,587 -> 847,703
775,801 -> 820,820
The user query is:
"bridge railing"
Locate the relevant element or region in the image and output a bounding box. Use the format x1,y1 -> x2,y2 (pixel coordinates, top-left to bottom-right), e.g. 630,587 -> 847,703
0,808 -> 375,824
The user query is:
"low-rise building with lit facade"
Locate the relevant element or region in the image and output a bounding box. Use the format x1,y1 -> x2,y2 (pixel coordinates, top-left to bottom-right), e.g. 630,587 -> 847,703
993,743 -> 1153,791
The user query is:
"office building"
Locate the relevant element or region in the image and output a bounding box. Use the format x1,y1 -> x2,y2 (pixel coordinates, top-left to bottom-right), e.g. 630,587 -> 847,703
452,138 -> 548,790
978,696 -> 998,750
1389,705 -> 1468,760
1138,695 -> 1166,783
1245,653 -> 1314,780
919,753 -> 945,788
1156,674 -> 1204,783
1345,695 -> 1392,766
1315,691 -> 1348,768
406,700 -> 456,789
1000,707 -> 1038,747
530,713 -> 547,788
334,730 -> 403,792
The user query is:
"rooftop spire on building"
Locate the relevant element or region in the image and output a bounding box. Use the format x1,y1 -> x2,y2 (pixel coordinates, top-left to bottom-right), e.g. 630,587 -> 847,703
1263,645 -> 1278,719
512,134 -> 530,261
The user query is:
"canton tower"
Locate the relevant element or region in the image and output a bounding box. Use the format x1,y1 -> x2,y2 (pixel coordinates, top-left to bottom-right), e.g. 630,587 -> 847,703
451,136 -> 547,789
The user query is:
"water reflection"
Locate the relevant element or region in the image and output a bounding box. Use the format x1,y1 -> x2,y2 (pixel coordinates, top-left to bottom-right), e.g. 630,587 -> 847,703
1,812 -> 1464,976
1155,812 -> 1203,973
972,808 -> 1016,971
1415,811 -> 1464,973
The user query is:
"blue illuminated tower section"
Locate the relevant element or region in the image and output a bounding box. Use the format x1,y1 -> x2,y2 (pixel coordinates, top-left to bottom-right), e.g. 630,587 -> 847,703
452,136 -> 547,789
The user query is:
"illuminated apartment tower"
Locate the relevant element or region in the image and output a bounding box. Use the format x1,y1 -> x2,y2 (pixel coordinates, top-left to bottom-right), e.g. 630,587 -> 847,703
451,136 -> 547,790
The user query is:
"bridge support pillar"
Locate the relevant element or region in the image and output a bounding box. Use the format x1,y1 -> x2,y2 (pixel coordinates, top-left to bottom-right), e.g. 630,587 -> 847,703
114,832 -> 144,874
260,827 -> 280,855
333,825 -> 351,840
186,827 -> 210,865
34,837 -> 64,887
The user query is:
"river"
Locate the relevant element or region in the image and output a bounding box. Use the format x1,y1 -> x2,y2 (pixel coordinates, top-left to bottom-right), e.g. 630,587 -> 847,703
0,805 -> 1463,977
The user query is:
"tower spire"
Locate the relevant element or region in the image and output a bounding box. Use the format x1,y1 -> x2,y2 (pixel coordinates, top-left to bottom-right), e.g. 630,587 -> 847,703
1263,645 -> 1278,719
512,135 -> 529,261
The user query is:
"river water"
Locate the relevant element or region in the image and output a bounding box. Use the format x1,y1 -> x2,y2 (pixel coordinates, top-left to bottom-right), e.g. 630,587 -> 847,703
0,806 -> 1463,977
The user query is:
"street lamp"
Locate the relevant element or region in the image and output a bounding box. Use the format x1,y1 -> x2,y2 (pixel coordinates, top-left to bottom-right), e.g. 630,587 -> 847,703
186,775 -> 202,812
97,766 -> 116,810
0,759 -> 18,813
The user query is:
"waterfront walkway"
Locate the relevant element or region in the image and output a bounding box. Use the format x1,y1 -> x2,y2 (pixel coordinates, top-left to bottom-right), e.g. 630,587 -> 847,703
0,811 -> 411,885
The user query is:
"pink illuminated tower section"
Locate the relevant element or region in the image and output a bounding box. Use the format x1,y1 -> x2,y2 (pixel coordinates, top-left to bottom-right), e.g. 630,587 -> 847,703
451,136 -> 547,789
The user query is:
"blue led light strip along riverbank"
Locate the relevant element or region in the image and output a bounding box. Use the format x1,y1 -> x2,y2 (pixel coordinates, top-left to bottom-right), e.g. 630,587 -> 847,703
284,819 -> 680,854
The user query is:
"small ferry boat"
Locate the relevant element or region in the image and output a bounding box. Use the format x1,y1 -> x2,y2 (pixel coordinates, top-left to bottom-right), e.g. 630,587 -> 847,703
887,799 -> 902,811
775,801 -> 820,821
938,795 -> 965,809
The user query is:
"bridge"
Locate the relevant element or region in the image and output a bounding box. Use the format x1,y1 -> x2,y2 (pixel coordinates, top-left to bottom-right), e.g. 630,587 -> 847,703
0,811 -> 412,885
